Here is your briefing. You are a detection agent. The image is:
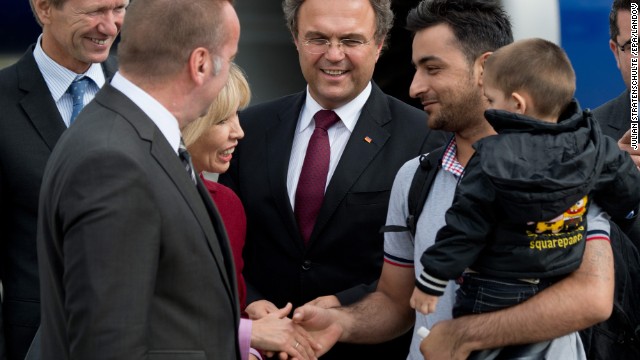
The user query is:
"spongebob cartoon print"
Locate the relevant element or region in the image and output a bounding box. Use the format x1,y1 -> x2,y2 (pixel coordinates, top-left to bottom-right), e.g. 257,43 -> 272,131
534,196 -> 588,234
527,196 -> 588,251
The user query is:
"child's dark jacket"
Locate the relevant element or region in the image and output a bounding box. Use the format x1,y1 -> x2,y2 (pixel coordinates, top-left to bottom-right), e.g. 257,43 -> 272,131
418,101 -> 640,295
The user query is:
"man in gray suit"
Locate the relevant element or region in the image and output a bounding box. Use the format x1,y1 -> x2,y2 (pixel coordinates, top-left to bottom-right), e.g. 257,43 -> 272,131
37,0 -> 242,358
0,0 -> 123,358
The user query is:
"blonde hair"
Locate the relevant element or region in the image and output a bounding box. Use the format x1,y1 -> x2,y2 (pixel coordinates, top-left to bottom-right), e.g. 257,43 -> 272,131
183,63 -> 251,146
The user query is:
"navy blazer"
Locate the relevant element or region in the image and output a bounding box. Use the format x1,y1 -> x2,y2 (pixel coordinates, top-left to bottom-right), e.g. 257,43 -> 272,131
0,45 -> 117,360
220,82 -> 447,359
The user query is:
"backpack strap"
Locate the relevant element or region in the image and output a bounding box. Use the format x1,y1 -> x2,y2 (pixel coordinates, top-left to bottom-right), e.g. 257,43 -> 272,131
381,146 -> 445,236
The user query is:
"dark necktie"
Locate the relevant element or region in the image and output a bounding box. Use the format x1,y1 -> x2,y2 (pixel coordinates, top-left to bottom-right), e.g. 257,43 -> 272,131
295,110 -> 340,244
178,139 -> 198,186
68,77 -> 91,124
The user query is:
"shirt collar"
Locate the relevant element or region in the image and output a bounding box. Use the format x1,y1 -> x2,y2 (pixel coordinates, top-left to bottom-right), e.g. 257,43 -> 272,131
110,72 -> 182,154
441,136 -> 465,179
33,34 -> 106,102
299,82 -> 372,133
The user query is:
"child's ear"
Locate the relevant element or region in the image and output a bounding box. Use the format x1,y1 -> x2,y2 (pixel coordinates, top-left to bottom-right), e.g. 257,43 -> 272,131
511,92 -> 528,115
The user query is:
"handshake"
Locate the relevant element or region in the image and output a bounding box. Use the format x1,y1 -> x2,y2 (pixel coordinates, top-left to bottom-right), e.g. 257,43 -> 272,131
245,296 -> 343,360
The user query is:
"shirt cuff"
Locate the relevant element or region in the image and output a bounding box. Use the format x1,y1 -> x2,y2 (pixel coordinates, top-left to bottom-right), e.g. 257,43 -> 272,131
249,347 -> 263,360
239,318 -> 252,360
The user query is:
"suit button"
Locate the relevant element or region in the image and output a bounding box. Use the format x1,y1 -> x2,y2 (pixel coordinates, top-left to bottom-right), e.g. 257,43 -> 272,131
302,260 -> 312,270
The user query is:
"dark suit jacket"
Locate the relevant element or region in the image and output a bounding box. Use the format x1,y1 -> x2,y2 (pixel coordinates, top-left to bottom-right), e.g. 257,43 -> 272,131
592,90 -> 640,248
0,45 -> 117,360
219,83 -> 447,359
593,90 -> 631,140
36,84 -> 240,359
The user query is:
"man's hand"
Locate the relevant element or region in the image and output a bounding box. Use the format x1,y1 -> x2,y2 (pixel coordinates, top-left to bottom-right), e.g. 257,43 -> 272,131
252,303 -> 322,360
410,287 -> 439,315
245,299 -> 278,320
419,319 -> 473,360
419,238 -> 613,358
304,295 -> 340,309
618,129 -> 640,168
292,304 -> 343,357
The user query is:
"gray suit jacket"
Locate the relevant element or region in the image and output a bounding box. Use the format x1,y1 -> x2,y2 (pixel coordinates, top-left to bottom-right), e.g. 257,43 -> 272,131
37,84 -> 240,360
0,45 -> 117,360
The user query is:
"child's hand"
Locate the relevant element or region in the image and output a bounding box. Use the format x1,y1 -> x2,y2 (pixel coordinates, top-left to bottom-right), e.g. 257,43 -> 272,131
410,287 -> 439,315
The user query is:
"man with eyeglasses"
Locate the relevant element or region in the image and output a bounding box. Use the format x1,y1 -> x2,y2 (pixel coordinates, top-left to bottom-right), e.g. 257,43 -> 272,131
582,1 -> 640,358
219,0 -> 446,358
593,0 -> 640,247
594,0 -> 637,159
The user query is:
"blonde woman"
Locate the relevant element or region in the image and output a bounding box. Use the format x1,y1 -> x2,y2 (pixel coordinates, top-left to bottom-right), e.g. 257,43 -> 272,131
183,63 -> 320,360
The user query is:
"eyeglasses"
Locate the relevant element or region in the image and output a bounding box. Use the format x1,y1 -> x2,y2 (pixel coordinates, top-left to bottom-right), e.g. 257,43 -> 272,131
302,38 -> 372,55
616,39 -> 632,53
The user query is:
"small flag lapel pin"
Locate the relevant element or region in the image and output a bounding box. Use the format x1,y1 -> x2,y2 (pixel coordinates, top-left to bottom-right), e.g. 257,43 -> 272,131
364,136 -> 372,143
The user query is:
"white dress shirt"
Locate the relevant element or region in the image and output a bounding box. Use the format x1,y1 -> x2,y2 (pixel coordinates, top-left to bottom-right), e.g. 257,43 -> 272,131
110,72 -> 181,154
33,34 -> 106,127
286,82 -> 372,208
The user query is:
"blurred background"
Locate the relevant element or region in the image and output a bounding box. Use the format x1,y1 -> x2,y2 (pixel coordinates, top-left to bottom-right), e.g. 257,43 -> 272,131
0,0 -> 625,110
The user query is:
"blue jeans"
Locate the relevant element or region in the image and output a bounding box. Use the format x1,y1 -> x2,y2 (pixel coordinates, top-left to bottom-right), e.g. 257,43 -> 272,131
453,273 -> 553,318
453,273 -> 559,360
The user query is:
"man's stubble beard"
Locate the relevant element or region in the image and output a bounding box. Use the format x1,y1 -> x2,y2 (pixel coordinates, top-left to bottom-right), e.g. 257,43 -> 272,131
429,82 -> 485,133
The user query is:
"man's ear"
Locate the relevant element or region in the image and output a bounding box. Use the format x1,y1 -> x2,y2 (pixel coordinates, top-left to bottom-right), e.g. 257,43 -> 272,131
609,39 -> 622,71
188,47 -> 209,85
511,92 -> 528,115
375,36 -> 385,61
292,32 -> 300,51
475,52 -> 492,86
34,0 -> 52,26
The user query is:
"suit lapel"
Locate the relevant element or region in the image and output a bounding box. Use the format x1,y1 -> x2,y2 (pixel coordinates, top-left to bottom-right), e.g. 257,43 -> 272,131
17,47 -> 119,152
266,92 -> 307,249
96,86 -> 235,302
100,55 -> 119,80
308,84 -> 391,246
150,136 -> 235,299
195,178 -> 239,302
605,91 -> 631,139
17,47 -> 66,151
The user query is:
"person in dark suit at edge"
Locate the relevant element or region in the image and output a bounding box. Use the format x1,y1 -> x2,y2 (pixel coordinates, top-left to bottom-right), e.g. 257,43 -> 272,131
0,0 -> 124,358
37,0 -> 244,358
218,0 -> 447,358
595,0 -> 636,145
593,0 -> 640,248
580,2 -> 640,357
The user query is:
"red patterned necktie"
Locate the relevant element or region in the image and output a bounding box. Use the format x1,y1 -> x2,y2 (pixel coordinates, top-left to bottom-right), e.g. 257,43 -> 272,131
295,110 -> 340,244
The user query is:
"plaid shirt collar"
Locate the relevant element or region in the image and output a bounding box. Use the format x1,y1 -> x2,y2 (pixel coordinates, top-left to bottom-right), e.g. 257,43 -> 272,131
441,136 -> 465,179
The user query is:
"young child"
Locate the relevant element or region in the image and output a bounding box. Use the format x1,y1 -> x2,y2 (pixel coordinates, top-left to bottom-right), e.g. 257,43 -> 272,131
410,38 -> 640,357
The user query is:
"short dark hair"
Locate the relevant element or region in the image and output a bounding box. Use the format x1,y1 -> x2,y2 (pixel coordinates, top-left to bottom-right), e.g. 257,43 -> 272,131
484,38 -> 575,120
609,0 -> 631,41
406,0 -> 513,65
